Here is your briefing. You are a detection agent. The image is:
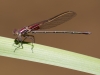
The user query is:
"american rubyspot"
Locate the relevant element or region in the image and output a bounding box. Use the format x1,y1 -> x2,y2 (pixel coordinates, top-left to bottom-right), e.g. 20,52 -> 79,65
13,11 -> 91,52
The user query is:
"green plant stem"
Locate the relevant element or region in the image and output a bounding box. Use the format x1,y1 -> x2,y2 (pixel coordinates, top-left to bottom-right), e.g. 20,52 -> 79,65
0,36 -> 100,74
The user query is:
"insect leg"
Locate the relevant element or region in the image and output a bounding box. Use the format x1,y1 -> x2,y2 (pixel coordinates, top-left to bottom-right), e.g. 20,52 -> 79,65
14,36 -> 27,52
14,38 -> 21,52
27,35 -> 35,53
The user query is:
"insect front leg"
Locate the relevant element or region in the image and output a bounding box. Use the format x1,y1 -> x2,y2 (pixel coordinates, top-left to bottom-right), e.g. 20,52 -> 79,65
14,38 -> 22,52
14,36 -> 27,52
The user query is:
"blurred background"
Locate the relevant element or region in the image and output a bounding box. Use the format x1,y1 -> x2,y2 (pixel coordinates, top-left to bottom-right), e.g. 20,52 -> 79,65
0,0 -> 100,75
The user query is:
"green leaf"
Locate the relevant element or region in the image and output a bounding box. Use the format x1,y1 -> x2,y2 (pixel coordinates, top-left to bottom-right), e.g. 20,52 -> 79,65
0,36 -> 100,74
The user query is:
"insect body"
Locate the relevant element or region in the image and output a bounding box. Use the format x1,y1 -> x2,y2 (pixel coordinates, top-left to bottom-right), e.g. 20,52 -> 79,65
13,11 -> 90,52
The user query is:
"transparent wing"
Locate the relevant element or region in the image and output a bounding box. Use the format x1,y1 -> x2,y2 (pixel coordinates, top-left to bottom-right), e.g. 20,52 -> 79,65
29,11 -> 76,30
39,11 -> 76,29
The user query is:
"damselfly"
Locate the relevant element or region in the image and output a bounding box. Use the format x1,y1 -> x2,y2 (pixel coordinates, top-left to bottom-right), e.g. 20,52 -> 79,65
13,11 -> 91,52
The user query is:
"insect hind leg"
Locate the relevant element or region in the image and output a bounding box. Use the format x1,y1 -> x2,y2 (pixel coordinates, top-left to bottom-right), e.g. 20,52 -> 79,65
27,35 -> 35,53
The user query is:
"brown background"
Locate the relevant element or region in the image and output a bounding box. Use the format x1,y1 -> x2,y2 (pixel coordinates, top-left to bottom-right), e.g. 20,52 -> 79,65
0,0 -> 100,75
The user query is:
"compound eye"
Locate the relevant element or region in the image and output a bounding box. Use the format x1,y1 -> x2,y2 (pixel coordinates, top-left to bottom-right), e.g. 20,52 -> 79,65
12,29 -> 17,35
